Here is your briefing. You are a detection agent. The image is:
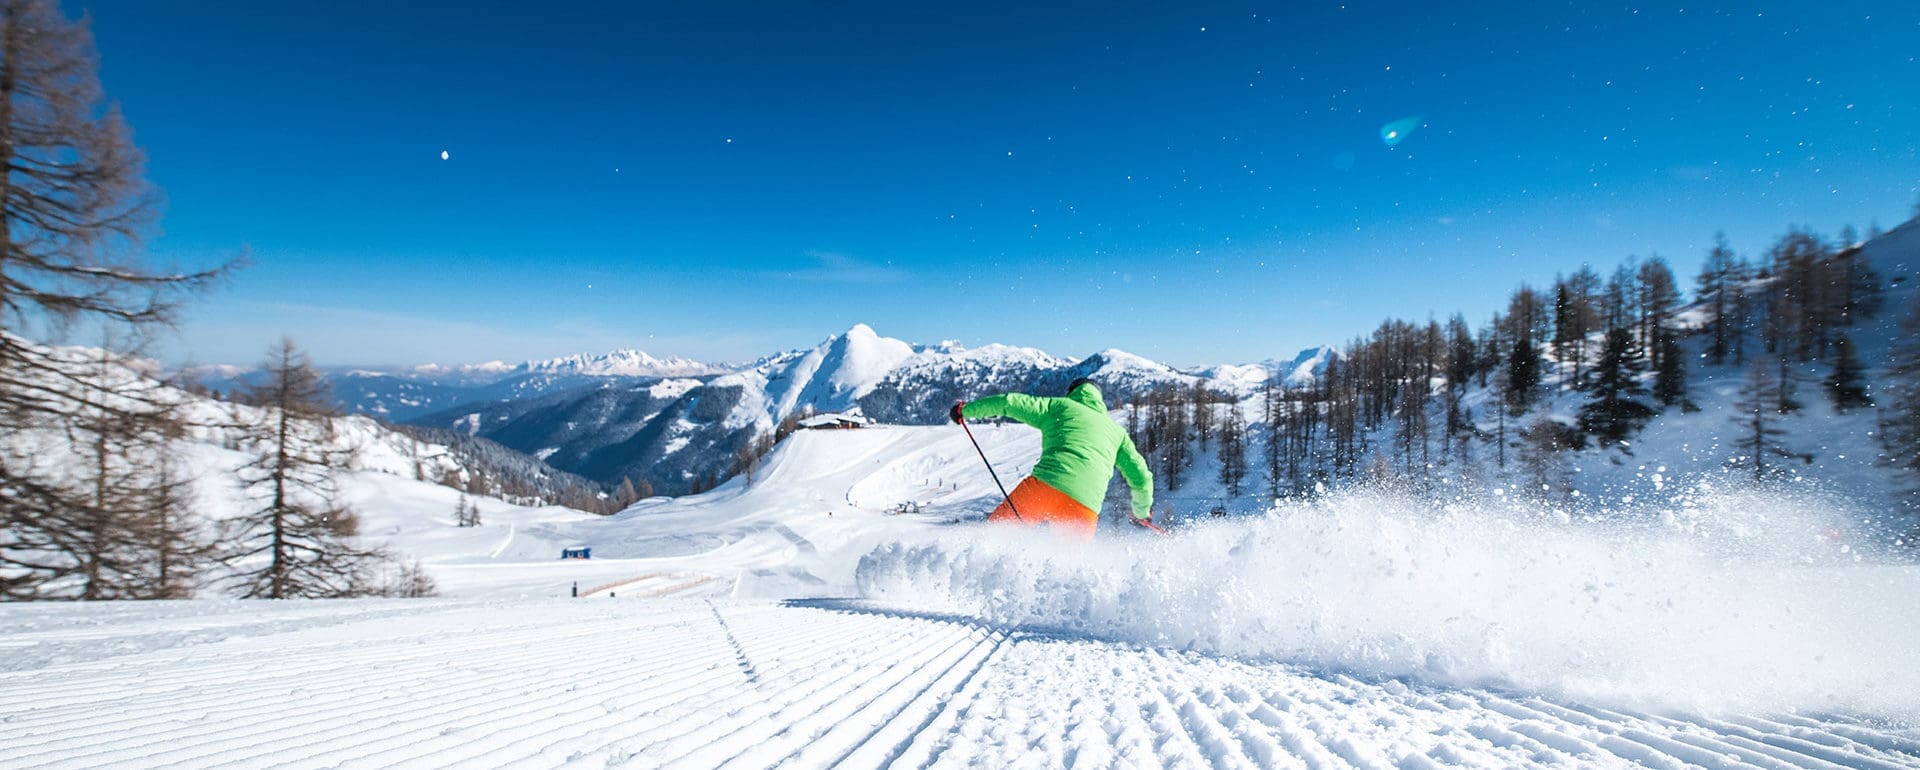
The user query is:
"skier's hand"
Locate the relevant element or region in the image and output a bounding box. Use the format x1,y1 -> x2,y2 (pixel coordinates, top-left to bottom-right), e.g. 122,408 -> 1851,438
950,402 -> 967,424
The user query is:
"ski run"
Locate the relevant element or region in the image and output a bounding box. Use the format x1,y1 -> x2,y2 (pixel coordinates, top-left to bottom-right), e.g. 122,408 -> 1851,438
5,426 -> 1920,768
5,597 -> 1919,770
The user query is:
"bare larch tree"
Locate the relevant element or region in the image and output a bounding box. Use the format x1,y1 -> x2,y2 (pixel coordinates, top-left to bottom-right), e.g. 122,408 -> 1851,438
0,0 -> 232,599
224,338 -> 380,599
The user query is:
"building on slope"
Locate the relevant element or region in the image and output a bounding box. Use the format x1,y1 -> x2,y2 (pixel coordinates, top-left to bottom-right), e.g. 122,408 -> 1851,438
798,413 -> 873,430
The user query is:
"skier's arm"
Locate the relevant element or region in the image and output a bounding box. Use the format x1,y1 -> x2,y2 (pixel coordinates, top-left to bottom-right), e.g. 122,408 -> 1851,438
960,393 -> 1052,427
1116,435 -> 1155,520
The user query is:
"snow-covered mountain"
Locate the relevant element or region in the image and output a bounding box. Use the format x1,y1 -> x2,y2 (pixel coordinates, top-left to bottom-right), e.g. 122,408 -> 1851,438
1194,347 -> 1336,397
412,324 -> 1336,494
181,347 -> 731,423
185,321 -> 1329,448
756,323 -> 918,419
510,349 -> 727,378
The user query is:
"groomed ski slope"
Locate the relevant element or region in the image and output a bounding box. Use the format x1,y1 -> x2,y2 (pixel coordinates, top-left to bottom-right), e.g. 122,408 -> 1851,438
5,426 -> 1920,768
4,598 -> 1918,769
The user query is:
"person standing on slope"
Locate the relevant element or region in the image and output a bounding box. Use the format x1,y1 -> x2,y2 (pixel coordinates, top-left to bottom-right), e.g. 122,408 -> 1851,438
949,378 -> 1154,539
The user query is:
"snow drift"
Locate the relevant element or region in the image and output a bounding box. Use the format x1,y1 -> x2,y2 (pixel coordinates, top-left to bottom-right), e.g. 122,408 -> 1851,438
858,487 -> 1920,721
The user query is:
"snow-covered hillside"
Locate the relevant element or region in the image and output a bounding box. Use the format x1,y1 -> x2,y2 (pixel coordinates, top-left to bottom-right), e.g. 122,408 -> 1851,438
1863,217 -> 1919,286
1,339 -> 610,599
5,424 -> 1917,767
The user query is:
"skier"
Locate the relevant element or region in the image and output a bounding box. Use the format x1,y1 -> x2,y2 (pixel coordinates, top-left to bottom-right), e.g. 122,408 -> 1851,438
949,378 -> 1155,539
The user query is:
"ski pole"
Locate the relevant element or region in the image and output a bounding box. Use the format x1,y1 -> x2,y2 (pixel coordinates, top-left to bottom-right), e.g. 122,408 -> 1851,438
958,416 -> 1022,521
1132,514 -> 1169,537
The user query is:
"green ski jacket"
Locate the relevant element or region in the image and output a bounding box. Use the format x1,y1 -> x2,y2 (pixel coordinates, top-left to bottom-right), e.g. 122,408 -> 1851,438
961,383 -> 1155,519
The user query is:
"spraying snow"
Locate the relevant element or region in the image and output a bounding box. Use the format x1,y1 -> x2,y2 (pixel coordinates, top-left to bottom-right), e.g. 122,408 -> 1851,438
859,487 -> 1920,722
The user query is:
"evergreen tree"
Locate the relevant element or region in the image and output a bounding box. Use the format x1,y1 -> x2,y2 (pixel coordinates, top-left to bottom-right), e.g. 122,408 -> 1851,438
1152,386 -> 1190,491
1651,335 -> 1690,409
1823,334 -> 1872,413
1577,328 -> 1656,449
1261,379 -> 1283,498
1505,285 -> 1551,348
1551,278 -> 1580,381
1517,418 -> 1580,498
1775,355 -> 1803,415
1563,266 -> 1603,382
1489,367 -> 1511,468
1762,228 -> 1832,361
1636,257 -> 1682,370
1727,255 -> 1755,366
1441,314 -> 1477,465
1394,381 -> 1430,480
1505,338 -> 1542,415
224,338 -> 383,599
1289,387 -> 1320,493
1216,399 -> 1247,497
1475,321 -> 1502,389
1444,314 -> 1477,388
453,493 -> 481,527
1603,261 -> 1639,337
1732,359 -> 1793,481
1191,383 -> 1215,450
1696,232 -> 1739,365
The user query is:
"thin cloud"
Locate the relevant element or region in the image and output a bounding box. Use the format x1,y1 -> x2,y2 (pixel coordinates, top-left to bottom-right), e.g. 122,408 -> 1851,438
767,251 -> 909,284
180,302 -> 652,366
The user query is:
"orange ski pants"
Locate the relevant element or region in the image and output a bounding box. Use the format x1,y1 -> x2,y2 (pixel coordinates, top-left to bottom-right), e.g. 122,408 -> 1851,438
987,476 -> 1099,540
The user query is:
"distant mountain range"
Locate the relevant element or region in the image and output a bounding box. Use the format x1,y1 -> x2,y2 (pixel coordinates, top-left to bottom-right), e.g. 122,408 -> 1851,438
412,325 -> 1337,494
181,326 -> 1337,495
180,347 -> 736,422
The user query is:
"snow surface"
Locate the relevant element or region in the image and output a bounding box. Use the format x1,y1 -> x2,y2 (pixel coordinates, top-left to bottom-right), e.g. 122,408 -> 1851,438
6,424 -> 1920,767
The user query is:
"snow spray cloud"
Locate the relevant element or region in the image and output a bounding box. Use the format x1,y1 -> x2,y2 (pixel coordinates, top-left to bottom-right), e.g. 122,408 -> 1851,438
857,488 -> 1920,720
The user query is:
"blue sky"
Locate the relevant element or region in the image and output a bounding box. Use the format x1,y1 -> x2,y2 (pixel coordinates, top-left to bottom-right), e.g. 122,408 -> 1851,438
68,1 -> 1920,367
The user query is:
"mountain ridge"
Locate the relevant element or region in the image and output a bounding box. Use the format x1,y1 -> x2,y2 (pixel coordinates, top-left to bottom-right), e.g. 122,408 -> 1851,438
406,323 -> 1339,494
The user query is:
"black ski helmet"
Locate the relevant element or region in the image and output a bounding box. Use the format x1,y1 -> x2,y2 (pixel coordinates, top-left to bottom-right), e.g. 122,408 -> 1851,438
1066,377 -> 1095,395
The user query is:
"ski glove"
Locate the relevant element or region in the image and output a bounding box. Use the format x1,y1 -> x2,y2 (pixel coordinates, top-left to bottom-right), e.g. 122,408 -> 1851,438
949,402 -> 967,424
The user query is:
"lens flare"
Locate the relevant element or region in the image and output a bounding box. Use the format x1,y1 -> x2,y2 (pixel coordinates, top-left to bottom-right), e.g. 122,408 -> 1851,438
1380,116 -> 1422,146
